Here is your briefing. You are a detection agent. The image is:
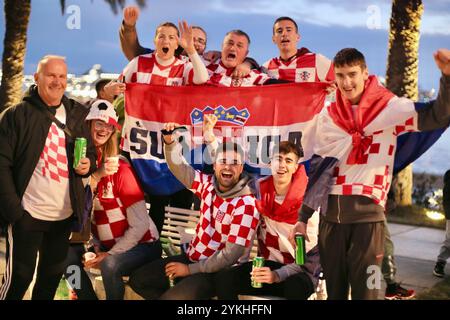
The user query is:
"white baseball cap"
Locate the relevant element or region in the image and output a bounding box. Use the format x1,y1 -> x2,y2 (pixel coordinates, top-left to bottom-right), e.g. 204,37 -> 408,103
86,99 -> 121,129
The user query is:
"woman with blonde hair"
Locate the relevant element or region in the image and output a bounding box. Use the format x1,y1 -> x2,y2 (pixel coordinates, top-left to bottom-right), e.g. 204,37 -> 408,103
66,100 -> 161,300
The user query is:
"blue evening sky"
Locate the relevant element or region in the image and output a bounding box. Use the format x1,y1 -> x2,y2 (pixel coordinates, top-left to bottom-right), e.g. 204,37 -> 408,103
0,0 -> 449,91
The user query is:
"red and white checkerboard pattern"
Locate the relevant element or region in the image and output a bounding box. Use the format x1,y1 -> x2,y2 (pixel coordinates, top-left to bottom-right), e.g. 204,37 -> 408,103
257,217 -> 295,264
257,211 -> 319,264
40,123 -> 68,183
122,53 -> 194,86
91,190 -> 157,250
330,115 -> 418,207
262,49 -> 334,83
207,60 -> 271,87
186,171 -> 260,261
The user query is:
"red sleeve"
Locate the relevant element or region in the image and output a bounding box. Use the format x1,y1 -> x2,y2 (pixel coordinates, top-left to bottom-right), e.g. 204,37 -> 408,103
114,160 -> 145,208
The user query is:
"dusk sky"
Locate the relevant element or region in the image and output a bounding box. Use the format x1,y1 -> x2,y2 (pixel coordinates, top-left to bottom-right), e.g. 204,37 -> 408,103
0,0 -> 449,91
1,0 -> 450,173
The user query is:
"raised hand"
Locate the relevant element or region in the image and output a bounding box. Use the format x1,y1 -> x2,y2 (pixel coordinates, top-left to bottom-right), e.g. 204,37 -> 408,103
162,122 -> 181,145
203,114 -> 218,144
123,6 -> 140,27
178,20 -> 195,55
434,48 -> 450,76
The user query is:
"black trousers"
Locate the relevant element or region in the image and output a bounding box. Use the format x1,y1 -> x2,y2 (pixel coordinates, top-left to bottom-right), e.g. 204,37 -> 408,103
0,212 -> 72,300
215,261 -> 314,300
129,253 -> 219,300
63,244 -> 98,300
146,188 -> 193,233
318,220 -> 385,300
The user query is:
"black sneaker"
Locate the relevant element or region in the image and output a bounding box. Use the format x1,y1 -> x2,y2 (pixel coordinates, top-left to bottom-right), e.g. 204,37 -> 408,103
385,283 -> 415,300
433,261 -> 445,278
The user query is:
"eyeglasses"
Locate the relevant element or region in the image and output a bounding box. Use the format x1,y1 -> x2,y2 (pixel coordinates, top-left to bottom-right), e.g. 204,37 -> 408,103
94,121 -> 115,132
194,37 -> 206,46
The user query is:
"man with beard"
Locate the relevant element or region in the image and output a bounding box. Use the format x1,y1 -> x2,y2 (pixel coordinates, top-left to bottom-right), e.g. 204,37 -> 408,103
128,122 -> 260,300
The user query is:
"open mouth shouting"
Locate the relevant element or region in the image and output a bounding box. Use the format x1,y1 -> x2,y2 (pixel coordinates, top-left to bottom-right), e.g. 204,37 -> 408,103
226,52 -> 236,61
221,171 -> 234,180
162,46 -> 169,54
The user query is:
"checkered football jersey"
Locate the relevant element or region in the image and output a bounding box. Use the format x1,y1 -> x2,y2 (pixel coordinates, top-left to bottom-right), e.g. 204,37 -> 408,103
207,60 -> 271,87
122,52 -> 194,86
262,48 -> 334,83
324,97 -> 418,207
22,106 -> 72,221
91,160 -> 158,249
186,171 -> 260,262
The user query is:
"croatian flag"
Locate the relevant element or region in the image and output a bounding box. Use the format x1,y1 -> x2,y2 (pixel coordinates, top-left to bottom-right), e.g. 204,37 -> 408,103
123,83 -> 328,196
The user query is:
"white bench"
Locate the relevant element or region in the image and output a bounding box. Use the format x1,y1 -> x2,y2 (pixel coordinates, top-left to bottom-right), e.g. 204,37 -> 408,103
94,206 -> 325,300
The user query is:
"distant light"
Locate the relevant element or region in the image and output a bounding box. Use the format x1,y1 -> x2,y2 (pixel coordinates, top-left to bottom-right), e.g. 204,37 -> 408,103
425,210 -> 445,221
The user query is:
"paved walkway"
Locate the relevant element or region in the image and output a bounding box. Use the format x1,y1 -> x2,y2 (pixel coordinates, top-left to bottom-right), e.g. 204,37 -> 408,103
1,222 -> 449,300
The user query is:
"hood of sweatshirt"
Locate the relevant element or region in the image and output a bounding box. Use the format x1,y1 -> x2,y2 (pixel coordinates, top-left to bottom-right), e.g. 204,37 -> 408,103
213,172 -> 255,199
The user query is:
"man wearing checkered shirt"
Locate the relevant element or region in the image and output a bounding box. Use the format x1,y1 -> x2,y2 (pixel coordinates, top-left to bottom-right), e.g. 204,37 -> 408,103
262,17 -> 334,84
128,123 -> 260,300
0,56 -> 97,300
290,48 -> 450,300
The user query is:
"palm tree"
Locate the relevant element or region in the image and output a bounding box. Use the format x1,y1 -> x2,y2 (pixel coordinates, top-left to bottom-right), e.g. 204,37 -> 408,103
385,0 -> 423,206
0,0 -> 31,112
0,0 -> 146,113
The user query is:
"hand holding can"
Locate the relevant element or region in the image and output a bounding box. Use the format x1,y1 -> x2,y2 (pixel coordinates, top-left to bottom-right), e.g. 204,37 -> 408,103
74,137 -> 87,169
251,257 -> 265,288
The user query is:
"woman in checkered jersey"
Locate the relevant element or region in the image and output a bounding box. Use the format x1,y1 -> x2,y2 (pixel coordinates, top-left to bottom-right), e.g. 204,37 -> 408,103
67,100 -> 162,300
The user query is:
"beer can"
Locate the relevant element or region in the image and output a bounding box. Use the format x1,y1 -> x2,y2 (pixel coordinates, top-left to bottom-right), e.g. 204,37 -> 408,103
168,275 -> 175,288
251,256 -> 265,288
73,137 -> 87,168
295,233 -> 306,265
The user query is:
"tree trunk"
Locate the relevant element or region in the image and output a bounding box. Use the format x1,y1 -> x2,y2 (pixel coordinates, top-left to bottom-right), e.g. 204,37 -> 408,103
386,0 -> 423,206
0,0 -> 31,113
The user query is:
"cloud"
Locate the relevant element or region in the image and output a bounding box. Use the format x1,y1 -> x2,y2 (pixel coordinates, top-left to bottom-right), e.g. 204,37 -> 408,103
202,0 -> 450,36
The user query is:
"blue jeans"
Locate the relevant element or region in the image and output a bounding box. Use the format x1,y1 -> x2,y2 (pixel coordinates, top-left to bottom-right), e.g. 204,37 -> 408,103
100,240 -> 162,300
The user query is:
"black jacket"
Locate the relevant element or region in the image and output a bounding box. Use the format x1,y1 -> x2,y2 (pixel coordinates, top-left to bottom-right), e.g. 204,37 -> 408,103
0,85 -> 97,226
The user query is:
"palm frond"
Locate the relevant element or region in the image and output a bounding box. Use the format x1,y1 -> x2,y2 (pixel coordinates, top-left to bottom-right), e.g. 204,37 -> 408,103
59,0 -> 65,15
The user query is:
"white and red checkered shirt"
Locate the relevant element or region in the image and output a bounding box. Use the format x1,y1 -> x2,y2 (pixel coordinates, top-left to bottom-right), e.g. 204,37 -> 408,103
91,160 -> 158,249
258,212 -> 319,264
262,48 -> 334,83
22,105 -> 72,221
186,171 -> 260,261
207,60 -> 271,87
122,52 -> 194,86
317,96 -> 418,208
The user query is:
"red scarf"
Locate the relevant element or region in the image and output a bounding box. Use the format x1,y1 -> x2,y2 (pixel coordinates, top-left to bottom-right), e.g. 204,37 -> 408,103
328,75 -> 395,164
255,165 -> 308,224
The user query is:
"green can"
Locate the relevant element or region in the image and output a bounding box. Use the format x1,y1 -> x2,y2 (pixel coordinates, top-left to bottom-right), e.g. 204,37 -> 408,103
73,137 -> 87,169
251,256 -> 265,288
295,233 -> 306,265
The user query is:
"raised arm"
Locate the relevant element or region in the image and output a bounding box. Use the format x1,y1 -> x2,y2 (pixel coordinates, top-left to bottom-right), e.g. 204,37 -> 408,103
162,122 -> 195,189
178,21 -> 208,84
417,48 -> 450,131
119,6 -> 152,61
